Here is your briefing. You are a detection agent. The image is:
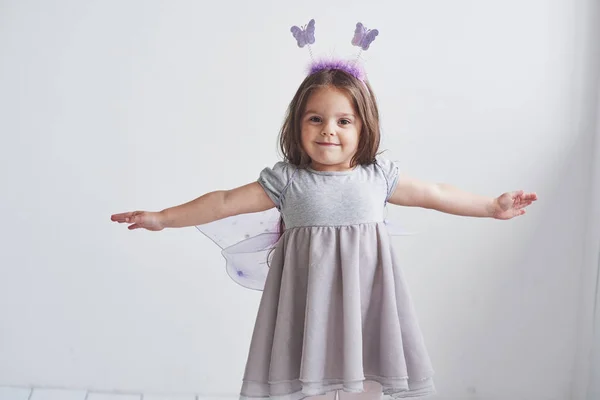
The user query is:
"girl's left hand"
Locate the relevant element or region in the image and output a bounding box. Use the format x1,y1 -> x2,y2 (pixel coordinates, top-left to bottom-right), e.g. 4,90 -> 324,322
492,190 -> 538,220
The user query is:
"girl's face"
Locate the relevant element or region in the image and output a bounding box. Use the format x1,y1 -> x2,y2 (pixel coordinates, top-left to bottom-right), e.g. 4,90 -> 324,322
300,86 -> 362,172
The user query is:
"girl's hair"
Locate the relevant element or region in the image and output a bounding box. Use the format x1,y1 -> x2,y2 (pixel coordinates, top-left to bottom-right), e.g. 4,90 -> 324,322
278,68 -> 381,168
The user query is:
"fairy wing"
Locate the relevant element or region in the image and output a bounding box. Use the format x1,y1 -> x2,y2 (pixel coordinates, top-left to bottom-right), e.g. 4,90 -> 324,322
196,208 -> 280,249
383,217 -> 414,236
195,208 -> 281,291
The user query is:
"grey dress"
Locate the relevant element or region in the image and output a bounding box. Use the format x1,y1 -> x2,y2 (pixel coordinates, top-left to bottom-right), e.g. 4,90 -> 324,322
239,158 -> 436,400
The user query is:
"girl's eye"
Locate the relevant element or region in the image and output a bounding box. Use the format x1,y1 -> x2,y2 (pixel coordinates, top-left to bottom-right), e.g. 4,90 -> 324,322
340,119 -> 351,125
309,116 -> 321,123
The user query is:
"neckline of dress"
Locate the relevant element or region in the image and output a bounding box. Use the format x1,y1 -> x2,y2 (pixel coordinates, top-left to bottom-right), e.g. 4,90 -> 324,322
305,166 -> 359,176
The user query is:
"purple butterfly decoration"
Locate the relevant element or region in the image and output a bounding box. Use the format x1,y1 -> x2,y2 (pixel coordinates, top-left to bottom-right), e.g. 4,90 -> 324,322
351,22 -> 379,51
290,19 -> 316,48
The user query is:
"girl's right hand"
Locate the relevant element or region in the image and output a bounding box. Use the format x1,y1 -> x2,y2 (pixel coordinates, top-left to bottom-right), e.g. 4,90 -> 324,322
110,211 -> 166,231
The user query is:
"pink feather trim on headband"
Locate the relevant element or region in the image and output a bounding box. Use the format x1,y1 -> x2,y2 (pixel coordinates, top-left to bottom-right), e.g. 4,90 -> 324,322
308,59 -> 366,82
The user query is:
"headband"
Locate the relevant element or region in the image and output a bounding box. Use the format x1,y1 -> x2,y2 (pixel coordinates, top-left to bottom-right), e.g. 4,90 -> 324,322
290,19 -> 379,82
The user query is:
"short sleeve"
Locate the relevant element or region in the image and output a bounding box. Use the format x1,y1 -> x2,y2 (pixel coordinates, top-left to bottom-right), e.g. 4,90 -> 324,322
375,157 -> 400,201
257,162 -> 294,208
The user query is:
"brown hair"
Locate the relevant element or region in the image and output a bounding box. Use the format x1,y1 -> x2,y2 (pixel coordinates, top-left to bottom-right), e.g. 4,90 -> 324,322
278,68 -> 381,167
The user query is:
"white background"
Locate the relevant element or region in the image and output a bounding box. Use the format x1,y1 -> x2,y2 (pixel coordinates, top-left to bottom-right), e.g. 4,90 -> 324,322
1,1 -> 599,399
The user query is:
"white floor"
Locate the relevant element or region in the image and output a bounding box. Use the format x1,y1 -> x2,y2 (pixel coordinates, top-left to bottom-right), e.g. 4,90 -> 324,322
0,387 -> 237,400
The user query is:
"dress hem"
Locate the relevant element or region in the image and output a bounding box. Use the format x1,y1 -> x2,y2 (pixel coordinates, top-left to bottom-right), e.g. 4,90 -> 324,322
239,375 -> 436,400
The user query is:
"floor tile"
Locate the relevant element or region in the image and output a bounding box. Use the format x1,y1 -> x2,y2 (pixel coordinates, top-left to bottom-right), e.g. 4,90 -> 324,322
31,388 -> 86,400
0,387 -> 31,400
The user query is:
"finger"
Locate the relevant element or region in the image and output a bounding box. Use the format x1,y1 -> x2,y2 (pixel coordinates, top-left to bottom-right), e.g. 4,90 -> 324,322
111,213 -> 128,221
514,201 -> 533,209
508,210 -> 523,219
128,224 -> 140,230
512,190 -> 525,199
506,209 -> 526,219
525,193 -> 538,201
112,212 -> 135,222
519,192 -> 538,201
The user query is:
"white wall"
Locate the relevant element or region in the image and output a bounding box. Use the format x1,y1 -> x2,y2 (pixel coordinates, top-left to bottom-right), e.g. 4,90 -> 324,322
0,1 -> 597,399
573,1 -> 600,395
578,80 -> 600,400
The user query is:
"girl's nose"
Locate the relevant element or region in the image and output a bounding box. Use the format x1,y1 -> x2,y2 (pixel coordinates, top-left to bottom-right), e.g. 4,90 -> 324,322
321,122 -> 336,135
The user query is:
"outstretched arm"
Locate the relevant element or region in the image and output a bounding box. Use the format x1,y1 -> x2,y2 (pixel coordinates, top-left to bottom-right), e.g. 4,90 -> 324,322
387,175 -> 537,219
111,182 -> 276,230
160,182 -> 276,227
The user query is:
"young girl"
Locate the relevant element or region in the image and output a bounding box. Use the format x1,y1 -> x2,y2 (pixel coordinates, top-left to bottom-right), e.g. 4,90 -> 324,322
111,59 -> 537,400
